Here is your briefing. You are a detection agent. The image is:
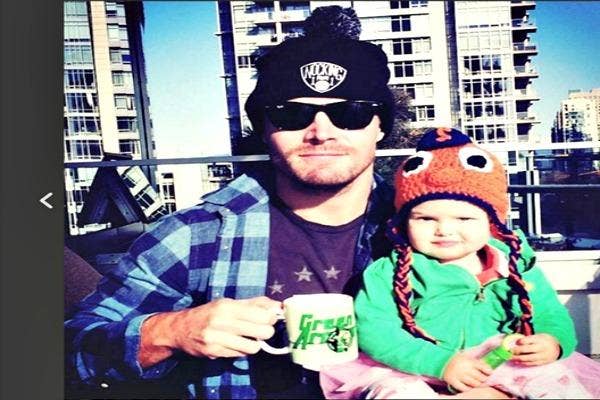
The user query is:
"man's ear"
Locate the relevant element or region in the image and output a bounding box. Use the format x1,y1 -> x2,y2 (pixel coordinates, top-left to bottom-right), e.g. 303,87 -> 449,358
376,130 -> 385,142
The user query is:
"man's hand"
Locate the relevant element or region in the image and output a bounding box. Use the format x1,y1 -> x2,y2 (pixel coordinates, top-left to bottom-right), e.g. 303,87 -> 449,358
442,353 -> 493,393
511,333 -> 561,366
139,296 -> 281,368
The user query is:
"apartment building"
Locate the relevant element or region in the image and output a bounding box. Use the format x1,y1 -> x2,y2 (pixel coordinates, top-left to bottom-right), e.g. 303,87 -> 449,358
64,1 -> 159,235
216,0 -> 539,159
555,88 -> 600,142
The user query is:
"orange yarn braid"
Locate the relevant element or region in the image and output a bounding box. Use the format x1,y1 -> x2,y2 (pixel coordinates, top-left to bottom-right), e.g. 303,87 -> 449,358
495,225 -> 534,336
392,243 -> 437,343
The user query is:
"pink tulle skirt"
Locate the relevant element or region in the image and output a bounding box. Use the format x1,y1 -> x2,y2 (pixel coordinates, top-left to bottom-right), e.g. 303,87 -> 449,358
320,335 -> 600,399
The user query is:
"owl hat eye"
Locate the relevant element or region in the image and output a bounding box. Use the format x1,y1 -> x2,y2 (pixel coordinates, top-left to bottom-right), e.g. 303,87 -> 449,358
401,151 -> 433,177
458,146 -> 494,173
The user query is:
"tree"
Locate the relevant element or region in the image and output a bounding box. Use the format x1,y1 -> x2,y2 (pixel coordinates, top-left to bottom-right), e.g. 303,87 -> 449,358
375,86 -> 422,185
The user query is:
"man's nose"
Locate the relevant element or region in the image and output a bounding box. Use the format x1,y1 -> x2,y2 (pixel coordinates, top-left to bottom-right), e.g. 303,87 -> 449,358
304,111 -> 339,142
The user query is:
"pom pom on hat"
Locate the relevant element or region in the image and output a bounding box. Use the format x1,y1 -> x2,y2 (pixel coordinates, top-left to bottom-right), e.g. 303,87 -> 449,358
303,6 -> 361,39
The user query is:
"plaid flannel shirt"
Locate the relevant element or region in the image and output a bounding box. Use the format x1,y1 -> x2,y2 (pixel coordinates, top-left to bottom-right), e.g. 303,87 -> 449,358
65,173 -> 394,399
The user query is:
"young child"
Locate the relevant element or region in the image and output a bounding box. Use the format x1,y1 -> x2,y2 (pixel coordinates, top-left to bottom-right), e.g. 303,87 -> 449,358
320,127 -> 600,399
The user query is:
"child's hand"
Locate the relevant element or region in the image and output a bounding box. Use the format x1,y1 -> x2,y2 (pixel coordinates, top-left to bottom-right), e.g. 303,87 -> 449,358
511,333 -> 561,366
443,353 -> 493,392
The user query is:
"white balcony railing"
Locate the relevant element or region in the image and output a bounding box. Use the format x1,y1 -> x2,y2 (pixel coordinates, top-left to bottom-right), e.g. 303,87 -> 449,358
514,88 -> 539,98
514,65 -> 538,75
513,42 -> 537,52
516,111 -> 537,120
512,18 -> 536,28
279,9 -> 310,21
537,251 -> 600,355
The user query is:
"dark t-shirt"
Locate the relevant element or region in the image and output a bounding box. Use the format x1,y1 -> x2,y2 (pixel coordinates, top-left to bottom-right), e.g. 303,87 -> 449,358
249,197 -> 365,398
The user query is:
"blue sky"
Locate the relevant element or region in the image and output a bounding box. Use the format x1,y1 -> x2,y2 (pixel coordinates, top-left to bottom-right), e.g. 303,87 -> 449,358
142,1 -> 600,157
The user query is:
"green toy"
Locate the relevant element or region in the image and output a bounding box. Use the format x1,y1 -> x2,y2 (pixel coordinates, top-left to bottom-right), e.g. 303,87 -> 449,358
481,333 -> 524,368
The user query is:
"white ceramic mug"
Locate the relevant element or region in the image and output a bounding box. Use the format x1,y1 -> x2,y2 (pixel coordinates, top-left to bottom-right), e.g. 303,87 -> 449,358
260,293 -> 358,371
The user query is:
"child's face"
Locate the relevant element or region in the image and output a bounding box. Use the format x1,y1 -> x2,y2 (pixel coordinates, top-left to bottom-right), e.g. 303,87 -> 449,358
407,199 -> 491,264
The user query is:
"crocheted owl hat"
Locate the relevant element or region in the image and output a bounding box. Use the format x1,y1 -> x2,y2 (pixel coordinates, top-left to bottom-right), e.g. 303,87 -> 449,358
387,127 -> 534,343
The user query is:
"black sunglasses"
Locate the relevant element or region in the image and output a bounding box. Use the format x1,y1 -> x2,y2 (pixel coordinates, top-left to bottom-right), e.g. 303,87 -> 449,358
264,101 -> 386,131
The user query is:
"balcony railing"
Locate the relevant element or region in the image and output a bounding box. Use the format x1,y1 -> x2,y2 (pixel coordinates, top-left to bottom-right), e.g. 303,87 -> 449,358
513,42 -> 537,52
511,18 -> 536,28
279,9 -> 310,21
516,111 -> 537,120
514,88 -> 539,98
64,142 -> 600,354
510,0 -> 536,7
514,65 -> 538,75
251,11 -> 275,23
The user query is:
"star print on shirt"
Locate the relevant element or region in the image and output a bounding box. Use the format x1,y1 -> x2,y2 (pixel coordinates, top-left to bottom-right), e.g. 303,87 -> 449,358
294,266 -> 313,282
268,280 -> 284,295
323,265 -> 341,280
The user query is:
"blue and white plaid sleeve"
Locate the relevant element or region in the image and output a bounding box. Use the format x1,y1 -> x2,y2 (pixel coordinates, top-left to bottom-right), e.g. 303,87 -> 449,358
65,212 -> 199,383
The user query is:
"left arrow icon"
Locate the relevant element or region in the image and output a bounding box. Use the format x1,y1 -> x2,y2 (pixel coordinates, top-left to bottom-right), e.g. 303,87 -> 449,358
40,192 -> 54,209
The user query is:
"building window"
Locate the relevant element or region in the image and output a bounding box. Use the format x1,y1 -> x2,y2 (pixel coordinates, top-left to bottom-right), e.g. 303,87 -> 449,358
64,69 -> 95,89
64,1 -> 88,16
394,83 -> 433,100
415,83 -> 434,99
395,84 -> 415,99
463,55 -> 503,74
112,71 -> 133,87
462,78 -> 509,98
391,16 -> 411,32
280,1 -> 309,12
107,24 -> 128,41
393,61 -> 431,78
118,139 -> 140,155
116,116 -> 137,132
412,105 -> 435,121
72,186 -> 89,205
465,125 -> 508,143
121,167 -> 145,189
395,38 -> 432,55
110,48 -> 131,64
65,116 -> 101,134
109,48 -> 121,63
64,45 -> 93,65
65,139 -> 103,160
64,22 -> 91,41
161,183 -> 176,200
394,62 -> 414,78
208,164 -> 233,179
398,0 -> 428,8
114,94 -> 134,110
508,150 -> 517,165
393,39 -> 412,55
65,93 -> 98,113
464,101 -> 507,120
164,203 -> 177,214
237,55 -> 257,68
105,2 -> 125,17
134,186 -> 159,210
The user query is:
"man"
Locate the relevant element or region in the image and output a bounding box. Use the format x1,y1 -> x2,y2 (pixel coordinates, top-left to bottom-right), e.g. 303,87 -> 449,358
65,6 -> 395,399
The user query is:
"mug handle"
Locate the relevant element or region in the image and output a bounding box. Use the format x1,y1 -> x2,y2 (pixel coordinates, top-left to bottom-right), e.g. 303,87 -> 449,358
259,310 -> 290,355
259,340 -> 291,355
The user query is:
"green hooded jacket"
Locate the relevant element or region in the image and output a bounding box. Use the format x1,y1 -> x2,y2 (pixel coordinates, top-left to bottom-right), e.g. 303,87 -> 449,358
355,231 -> 577,379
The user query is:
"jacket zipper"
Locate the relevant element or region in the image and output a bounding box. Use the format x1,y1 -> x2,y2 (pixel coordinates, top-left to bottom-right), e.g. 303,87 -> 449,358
476,286 -> 485,302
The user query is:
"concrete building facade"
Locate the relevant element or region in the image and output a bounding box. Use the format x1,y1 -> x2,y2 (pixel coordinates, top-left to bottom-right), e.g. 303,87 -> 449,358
555,88 -> 600,143
216,0 -> 539,158
64,1 -> 158,235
